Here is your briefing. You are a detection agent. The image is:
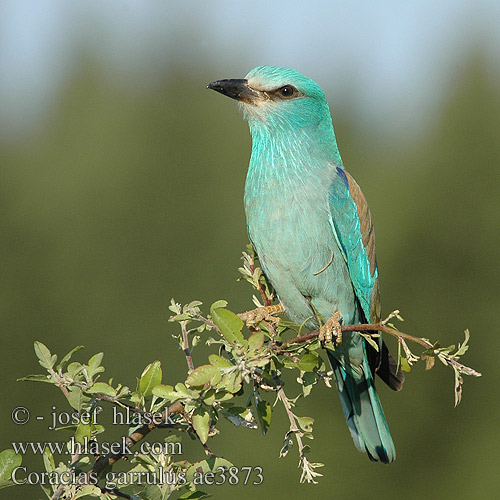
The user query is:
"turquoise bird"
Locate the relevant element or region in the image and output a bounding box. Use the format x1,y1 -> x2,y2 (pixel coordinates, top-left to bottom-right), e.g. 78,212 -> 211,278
208,66 -> 404,463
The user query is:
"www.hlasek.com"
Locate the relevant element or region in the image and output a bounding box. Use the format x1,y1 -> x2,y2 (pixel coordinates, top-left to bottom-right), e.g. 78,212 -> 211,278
11,437 -> 182,457
11,466 -> 264,487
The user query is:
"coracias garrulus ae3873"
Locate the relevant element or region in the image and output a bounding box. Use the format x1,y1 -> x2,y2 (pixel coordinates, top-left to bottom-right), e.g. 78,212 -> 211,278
207,66 -> 404,463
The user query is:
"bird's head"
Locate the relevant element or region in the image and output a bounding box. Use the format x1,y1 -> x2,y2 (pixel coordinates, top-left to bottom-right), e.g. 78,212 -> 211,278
207,66 -> 333,136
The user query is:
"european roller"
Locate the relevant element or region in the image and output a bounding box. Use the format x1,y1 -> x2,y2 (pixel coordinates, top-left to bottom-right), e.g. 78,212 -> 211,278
207,66 -> 404,463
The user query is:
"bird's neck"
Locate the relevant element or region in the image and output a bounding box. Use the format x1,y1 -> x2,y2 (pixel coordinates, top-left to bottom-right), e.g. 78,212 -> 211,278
246,119 -> 342,189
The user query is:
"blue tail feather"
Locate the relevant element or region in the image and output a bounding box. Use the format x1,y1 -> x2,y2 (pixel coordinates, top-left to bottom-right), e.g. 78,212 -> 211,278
327,350 -> 396,464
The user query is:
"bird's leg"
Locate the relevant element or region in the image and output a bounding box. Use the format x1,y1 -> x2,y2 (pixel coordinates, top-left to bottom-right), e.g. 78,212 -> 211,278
319,311 -> 343,346
238,304 -> 284,329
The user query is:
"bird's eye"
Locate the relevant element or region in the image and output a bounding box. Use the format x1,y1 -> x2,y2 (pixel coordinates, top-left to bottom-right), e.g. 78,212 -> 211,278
277,85 -> 297,98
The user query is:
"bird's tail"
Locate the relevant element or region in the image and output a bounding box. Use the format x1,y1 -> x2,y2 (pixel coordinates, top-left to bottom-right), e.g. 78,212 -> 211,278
327,349 -> 396,464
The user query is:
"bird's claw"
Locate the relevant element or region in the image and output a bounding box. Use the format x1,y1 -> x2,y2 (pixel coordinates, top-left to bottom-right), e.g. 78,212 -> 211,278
319,311 -> 343,347
238,304 -> 284,330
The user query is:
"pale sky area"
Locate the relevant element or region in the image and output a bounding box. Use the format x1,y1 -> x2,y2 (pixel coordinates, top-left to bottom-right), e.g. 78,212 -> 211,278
0,0 -> 499,139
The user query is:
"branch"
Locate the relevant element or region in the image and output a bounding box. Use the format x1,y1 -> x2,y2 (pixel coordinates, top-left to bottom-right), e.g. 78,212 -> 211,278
100,487 -> 141,499
280,322 -> 481,378
181,320 -> 195,371
275,377 -> 322,483
84,401 -> 184,483
50,453 -> 80,500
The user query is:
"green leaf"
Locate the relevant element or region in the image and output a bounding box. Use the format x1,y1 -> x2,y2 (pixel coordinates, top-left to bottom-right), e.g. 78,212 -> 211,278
186,457 -> 234,481
400,357 -> 412,373
175,383 -> 190,397
296,416 -> 314,433
221,371 -> 242,393
152,384 -> 178,401
34,342 -> 56,370
210,370 -> 222,386
169,299 -> 181,314
222,407 -> 257,428
203,389 -> 216,405
248,357 -> 270,369
208,354 -> 233,369
17,374 -> 52,383
0,449 -> 22,490
75,423 -> 91,445
210,299 -> 228,311
211,308 -> 245,345
169,313 -> 192,322
282,357 -> 299,369
40,483 -> 53,499
186,365 -> 219,387
178,490 -> 210,499
192,409 -> 210,444
256,401 -> 272,435
42,447 -> 55,473
67,362 -> 84,379
248,331 -> 265,352
57,345 -> 84,371
300,371 -> 316,397
87,353 -> 105,378
360,332 -> 380,352
214,391 -> 233,402
67,387 -> 90,411
73,485 -> 102,498
139,361 -> 162,397
298,353 -> 319,372
139,484 -> 164,500
87,382 -> 117,397
455,329 -> 470,357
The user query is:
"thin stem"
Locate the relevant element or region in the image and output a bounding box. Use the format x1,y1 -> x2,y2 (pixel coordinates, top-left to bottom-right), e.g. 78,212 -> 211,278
99,487 -> 141,499
181,320 -> 194,371
85,401 -> 184,482
248,258 -> 273,306
277,385 -> 301,437
279,323 -> 481,377
50,453 -> 80,500
274,376 -> 304,455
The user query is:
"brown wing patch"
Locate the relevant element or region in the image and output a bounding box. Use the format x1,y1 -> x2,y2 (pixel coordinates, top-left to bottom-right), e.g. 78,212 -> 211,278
344,170 -> 377,279
369,278 -> 381,324
343,172 -> 403,390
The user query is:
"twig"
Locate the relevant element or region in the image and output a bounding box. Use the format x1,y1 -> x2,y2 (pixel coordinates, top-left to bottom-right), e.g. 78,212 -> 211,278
195,315 -> 218,330
50,453 -> 80,500
99,486 -> 141,499
49,368 -> 71,401
51,483 -> 65,500
280,323 -> 481,377
181,320 -> 195,371
83,401 -> 184,483
274,377 -> 322,483
92,393 -> 184,427
201,441 -> 216,458
249,260 -> 273,307
92,393 -> 145,414
276,383 -> 301,441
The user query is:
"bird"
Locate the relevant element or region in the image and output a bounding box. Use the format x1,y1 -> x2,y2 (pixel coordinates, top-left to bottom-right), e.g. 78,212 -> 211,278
207,66 -> 404,463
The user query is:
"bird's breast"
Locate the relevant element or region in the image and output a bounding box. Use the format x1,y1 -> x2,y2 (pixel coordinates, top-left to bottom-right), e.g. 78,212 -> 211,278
244,168 -> 349,299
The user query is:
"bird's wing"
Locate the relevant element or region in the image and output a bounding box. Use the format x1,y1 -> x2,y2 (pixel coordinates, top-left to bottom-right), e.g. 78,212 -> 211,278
327,166 -> 380,323
328,167 -> 404,391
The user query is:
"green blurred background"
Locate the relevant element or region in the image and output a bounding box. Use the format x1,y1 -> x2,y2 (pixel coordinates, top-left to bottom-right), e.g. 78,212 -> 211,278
1,1 -> 499,499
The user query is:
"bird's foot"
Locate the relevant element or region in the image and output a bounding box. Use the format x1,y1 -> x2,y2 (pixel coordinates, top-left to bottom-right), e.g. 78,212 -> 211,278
319,311 -> 343,347
238,304 -> 284,330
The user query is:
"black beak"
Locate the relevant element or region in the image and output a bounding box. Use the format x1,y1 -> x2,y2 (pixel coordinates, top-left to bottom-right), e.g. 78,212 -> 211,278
207,79 -> 259,102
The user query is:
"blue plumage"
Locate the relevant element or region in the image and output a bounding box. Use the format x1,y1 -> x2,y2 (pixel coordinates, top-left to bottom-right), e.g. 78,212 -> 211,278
208,66 -> 403,463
